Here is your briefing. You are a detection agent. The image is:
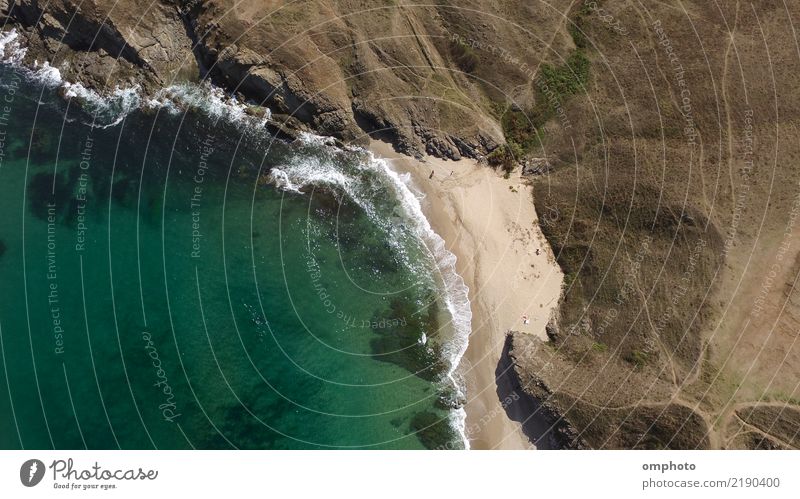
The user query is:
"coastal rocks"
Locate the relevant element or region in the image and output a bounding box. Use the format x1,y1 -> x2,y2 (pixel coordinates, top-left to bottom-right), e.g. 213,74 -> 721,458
506,332 -> 586,449
521,157 -> 552,176
545,315 -> 560,342
191,30 -> 364,143
352,99 -> 405,147
5,0 -> 197,92
2,0 -> 514,160
508,331 -> 714,449
425,135 -> 461,161
264,113 -> 309,142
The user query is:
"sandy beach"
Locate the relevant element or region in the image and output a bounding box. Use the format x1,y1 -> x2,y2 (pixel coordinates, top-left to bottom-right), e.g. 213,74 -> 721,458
370,141 -> 563,450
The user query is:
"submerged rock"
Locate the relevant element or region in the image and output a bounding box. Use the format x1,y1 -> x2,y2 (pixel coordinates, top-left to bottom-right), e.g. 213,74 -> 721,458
409,411 -> 461,450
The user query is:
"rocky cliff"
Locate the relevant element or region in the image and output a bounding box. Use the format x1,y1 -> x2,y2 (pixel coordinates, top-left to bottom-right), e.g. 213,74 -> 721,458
1,0 -> 576,159
5,0 -> 800,450
3,0 -> 197,90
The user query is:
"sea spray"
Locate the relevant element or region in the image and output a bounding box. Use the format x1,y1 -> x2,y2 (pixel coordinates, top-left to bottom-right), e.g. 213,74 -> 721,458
146,83 -> 272,130
0,29 -> 26,64
0,33 -> 140,127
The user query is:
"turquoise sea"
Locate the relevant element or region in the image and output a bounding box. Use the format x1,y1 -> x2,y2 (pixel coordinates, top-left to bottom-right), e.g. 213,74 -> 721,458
0,58 -> 470,449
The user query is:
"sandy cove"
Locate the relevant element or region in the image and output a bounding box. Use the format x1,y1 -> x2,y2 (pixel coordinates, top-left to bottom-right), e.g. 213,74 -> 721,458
370,141 -> 564,450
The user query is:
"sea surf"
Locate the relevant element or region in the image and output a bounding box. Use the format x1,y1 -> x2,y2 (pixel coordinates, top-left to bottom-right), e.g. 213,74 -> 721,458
0,30 -> 472,450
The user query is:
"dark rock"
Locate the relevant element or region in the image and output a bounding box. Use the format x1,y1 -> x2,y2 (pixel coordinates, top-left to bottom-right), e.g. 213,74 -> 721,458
3,0 -> 516,162
452,136 -> 477,158
480,134 -> 501,153
409,411 -> 461,449
522,157 -> 552,176
545,316 -> 560,342
507,332 -> 587,449
265,113 -> 307,142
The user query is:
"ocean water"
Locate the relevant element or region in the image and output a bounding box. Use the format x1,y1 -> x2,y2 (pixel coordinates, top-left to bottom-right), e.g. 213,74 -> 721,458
0,58 -> 470,449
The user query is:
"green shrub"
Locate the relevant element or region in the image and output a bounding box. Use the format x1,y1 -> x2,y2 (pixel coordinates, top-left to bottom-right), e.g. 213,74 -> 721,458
569,24 -> 588,49
450,39 -> 479,73
625,350 -> 650,367
487,142 -> 523,173
496,50 -> 590,156
501,110 -> 541,152
569,1 -> 595,49
539,50 -> 590,99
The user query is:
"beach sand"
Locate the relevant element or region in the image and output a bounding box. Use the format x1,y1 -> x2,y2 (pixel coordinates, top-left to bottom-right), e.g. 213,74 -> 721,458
370,141 -> 564,450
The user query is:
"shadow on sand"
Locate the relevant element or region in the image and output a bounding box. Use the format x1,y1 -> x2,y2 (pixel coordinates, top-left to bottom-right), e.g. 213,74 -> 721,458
495,333 -> 560,449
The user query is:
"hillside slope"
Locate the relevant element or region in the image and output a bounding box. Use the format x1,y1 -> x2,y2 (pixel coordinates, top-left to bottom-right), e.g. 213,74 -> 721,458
3,0 -> 800,449
3,0 -> 576,158
518,0 -> 800,449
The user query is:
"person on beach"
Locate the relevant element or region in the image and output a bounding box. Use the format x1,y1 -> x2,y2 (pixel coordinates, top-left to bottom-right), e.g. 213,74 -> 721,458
522,314 -> 530,325
429,170 -> 434,179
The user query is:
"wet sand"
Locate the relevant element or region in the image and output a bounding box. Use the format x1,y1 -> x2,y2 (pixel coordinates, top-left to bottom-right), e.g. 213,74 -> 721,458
370,141 -> 563,450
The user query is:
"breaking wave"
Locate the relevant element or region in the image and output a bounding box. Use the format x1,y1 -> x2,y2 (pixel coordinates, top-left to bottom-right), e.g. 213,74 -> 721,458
268,134 -> 473,448
0,28 -> 270,130
0,26 -> 471,448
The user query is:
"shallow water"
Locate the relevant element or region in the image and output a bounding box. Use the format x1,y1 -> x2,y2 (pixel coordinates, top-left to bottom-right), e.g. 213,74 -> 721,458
0,65 -> 467,449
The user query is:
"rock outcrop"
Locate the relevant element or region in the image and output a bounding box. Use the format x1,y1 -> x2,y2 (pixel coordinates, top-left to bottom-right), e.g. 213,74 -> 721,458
9,0 -> 794,451
5,0 -> 197,91
508,332 -> 712,449
3,0 -> 575,158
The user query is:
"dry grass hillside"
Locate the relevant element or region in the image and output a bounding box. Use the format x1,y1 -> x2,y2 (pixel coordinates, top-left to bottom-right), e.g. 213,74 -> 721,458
512,0 -> 800,449
187,0 -> 579,157
4,0 -> 800,448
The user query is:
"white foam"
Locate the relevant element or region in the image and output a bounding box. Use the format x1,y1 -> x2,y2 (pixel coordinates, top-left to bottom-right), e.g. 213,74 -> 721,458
31,61 -> 63,87
62,80 -> 142,128
267,168 -> 303,193
267,155 -> 354,196
1,29 -> 272,130
2,27 -> 471,447
149,82 -> 272,130
0,29 -> 26,64
298,131 -> 336,146
451,407 -> 469,450
1,29 -> 144,127
268,133 -> 473,449
369,151 -> 473,450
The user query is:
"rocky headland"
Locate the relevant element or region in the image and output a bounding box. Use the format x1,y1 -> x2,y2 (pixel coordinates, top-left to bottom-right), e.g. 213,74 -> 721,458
4,0 -> 800,449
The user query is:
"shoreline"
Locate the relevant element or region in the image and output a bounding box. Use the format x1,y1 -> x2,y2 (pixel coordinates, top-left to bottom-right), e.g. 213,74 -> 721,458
370,141 -> 564,450
0,37 -> 564,447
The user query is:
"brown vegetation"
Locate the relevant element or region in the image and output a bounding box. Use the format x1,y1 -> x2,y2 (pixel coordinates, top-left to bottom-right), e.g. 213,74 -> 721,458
4,0 -> 800,448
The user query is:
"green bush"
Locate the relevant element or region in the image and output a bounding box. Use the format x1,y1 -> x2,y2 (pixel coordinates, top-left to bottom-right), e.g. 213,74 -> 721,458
569,24 -> 588,49
501,110 -> 541,152
496,50 -> 590,157
625,350 -> 650,367
450,39 -> 479,73
487,142 -> 523,173
539,50 -> 590,99
568,1 -> 595,49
